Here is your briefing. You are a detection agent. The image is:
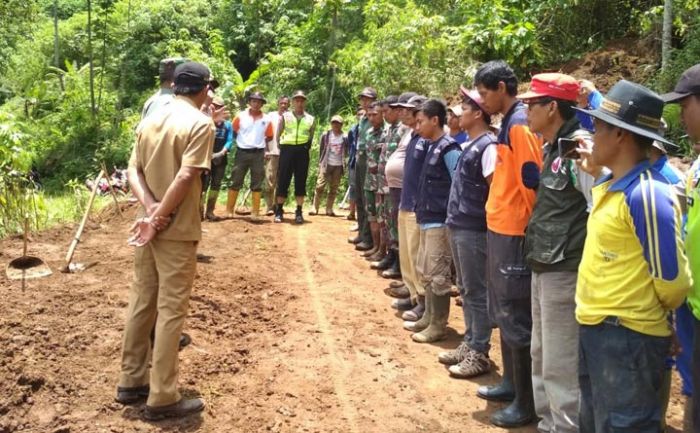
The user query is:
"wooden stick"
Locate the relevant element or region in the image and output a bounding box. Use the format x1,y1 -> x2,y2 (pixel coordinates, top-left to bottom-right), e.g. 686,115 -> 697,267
61,170 -> 104,273
101,162 -> 123,218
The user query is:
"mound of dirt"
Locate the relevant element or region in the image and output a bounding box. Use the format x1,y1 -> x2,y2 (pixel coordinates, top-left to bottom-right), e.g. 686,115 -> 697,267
560,37 -> 660,92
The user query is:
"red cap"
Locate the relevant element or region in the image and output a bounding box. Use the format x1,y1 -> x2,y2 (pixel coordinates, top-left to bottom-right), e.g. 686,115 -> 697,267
517,73 -> 580,102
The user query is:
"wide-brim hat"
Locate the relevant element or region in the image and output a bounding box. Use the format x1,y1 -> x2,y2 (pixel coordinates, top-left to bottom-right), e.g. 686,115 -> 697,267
574,80 -> 675,148
248,91 -> 267,103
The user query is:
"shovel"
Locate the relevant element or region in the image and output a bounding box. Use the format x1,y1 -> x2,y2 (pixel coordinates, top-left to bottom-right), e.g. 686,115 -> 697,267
6,218 -> 52,288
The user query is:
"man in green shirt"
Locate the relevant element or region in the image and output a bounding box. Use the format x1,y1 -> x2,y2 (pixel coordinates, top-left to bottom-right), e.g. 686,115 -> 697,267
662,63 -> 700,432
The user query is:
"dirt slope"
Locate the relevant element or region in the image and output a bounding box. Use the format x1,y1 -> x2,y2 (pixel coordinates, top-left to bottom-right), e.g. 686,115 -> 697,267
0,203 -> 687,432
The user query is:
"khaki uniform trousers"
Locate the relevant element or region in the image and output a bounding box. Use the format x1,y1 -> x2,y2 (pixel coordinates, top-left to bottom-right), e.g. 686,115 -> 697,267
265,155 -> 279,211
398,210 -> 425,301
313,165 -> 343,212
119,238 -> 198,407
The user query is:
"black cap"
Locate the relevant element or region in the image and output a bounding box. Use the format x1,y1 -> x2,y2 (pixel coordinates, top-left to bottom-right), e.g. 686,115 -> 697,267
575,79 -> 675,147
406,95 -> 427,110
174,62 -> 211,87
383,95 -> 399,106
292,90 -> 307,100
248,91 -> 267,103
391,92 -> 418,108
662,64 -> 700,103
357,87 -> 378,99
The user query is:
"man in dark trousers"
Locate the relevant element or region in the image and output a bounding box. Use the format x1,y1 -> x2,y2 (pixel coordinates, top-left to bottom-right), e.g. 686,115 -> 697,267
274,90 -> 316,224
473,60 -> 542,428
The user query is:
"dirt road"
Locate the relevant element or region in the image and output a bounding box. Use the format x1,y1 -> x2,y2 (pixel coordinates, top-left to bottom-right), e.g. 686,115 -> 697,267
0,203 -> 688,432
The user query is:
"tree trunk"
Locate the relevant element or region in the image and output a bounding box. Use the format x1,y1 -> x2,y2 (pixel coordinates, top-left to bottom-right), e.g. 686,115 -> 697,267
662,0 -> 672,70
53,0 -> 64,91
87,0 -> 96,117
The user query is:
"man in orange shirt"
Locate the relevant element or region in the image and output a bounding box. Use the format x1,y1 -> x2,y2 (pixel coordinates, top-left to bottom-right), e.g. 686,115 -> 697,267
225,91 -> 274,220
474,60 -> 543,428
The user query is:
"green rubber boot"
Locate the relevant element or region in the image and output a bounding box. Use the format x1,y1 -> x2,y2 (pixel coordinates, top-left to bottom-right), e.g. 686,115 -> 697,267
411,292 -> 449,343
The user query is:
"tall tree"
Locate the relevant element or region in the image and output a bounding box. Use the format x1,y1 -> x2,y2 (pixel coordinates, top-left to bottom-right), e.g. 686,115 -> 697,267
662,0 -> 673,70
87,0 -> 96,116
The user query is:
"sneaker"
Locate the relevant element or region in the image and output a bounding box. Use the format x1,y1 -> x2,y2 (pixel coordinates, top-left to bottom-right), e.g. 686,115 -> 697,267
295,209 -> 304,224
437,342 -> 471,365
448,350 -> 491,378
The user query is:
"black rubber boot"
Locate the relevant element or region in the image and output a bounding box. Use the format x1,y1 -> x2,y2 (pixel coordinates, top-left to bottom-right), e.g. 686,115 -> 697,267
382,249 -> 401,278
477,335 -> 515,402
490,345 -> 536,428
371,248 -> 395,270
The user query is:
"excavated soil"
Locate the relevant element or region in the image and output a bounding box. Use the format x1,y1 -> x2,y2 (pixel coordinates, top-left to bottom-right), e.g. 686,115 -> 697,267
0,202 -> 689,432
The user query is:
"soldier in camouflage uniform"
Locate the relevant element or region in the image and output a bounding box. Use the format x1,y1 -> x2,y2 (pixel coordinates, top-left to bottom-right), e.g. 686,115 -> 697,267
362,102 -> 386,259
371,96 -> 404,269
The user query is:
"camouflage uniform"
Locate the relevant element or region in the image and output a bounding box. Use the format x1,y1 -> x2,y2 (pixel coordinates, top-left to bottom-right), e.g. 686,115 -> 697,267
363,125 -> 383,222
378,122 -> 404,241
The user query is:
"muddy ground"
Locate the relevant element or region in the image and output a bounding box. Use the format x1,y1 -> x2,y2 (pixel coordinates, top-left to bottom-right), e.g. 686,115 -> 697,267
0,203 -> 688,432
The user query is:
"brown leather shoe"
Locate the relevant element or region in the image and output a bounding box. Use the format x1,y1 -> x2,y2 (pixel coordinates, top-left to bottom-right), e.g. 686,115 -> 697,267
143,397 -> 205,421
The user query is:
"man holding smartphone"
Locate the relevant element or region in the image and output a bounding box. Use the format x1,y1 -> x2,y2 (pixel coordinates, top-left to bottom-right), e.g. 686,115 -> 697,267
517,73 -> 595,433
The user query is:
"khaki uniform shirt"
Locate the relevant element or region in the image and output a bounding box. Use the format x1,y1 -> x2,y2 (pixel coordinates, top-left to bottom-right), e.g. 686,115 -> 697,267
130,96 -> 214,241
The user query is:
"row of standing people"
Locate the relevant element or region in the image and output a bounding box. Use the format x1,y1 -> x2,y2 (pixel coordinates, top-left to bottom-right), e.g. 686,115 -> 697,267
347,60 -> 700,433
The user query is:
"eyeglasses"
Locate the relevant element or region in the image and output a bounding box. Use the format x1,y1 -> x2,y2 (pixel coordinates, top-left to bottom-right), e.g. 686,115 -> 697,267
527,98 -> 554,107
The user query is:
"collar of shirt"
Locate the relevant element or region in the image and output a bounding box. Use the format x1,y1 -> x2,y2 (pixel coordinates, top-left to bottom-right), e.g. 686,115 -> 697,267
596,159 -> 651,192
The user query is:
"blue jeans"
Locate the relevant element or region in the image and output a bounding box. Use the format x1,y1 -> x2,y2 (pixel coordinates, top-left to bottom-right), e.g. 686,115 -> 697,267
579,320 -> 670,433
448,227 -> 491,354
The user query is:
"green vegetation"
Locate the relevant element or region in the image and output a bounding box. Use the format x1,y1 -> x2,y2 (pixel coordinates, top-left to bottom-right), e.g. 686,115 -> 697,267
0,0 -> 698,236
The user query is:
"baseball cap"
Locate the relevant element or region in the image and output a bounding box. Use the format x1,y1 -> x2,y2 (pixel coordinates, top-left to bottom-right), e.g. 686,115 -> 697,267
331,115 -> 344,124
406,95 -> 427,110
248,91 -> 267,103
517,73 -> 580,102
358,87 -> 378,99
662,64 -> 700,103
212,96 -> 225,106
459,86 -> 491,124
174,62 -> 212,87
292,90 -> 307,100
391,92 -> 418,108
383,95 -> 399,106
448,105 -> 463,117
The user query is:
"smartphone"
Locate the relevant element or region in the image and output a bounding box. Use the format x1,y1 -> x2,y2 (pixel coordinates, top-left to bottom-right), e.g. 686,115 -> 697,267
558,138 -> 581,160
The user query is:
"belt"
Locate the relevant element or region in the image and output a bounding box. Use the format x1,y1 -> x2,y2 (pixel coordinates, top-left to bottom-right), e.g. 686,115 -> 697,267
237,147 -> 264,153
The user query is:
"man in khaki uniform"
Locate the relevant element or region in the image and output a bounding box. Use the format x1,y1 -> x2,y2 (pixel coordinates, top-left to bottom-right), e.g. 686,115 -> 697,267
116,62 -> 214,421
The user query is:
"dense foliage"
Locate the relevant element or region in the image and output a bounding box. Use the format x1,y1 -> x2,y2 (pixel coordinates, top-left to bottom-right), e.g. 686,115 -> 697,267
0,0 -> 698,233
